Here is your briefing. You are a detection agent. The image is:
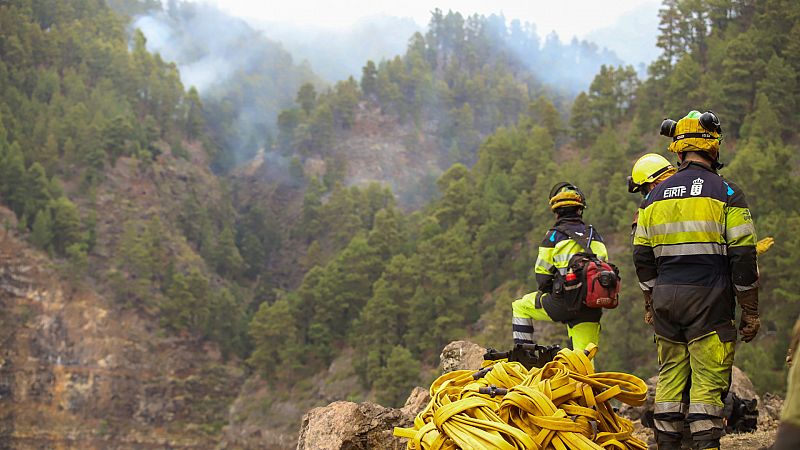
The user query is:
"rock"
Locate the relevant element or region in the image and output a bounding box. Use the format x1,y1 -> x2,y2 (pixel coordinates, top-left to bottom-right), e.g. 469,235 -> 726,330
439,340 -> 486,373
296,401 -> 413,450
401,386 -> 430,418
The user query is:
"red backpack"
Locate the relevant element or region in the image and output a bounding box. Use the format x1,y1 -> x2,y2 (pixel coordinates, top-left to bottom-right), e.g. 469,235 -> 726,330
552,225 -> 620,310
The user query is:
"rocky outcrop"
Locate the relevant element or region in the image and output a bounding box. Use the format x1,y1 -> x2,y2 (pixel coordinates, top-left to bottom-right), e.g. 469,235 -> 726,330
0,231 -> 244,449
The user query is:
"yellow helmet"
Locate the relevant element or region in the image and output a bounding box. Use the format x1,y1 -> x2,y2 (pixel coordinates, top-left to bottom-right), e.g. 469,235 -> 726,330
628,153 -> 675,193
661,110 -> 722,158
549,182 -> 586,211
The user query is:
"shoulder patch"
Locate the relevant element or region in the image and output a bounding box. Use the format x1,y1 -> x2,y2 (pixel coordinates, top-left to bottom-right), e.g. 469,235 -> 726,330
549,231 -> 556,242
723,181 -> 734,196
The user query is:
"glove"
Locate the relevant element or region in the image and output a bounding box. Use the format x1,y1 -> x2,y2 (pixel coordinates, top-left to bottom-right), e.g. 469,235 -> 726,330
737,288 -> 760,342
756,237 -> 774,255
643,290 -> 654,326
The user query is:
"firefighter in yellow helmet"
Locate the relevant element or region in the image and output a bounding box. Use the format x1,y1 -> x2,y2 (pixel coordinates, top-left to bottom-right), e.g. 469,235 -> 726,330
511,182 -> 609,356
632,111 -> 759,450
628,153 -> 677,197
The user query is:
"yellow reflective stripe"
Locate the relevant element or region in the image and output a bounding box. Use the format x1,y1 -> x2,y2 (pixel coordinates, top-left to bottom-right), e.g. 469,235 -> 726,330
653,243 -> 726,257
644,197 -> 725,226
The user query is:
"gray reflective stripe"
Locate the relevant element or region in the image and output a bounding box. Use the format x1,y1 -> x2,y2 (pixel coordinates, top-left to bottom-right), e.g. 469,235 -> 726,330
639,278 -> 656,291
735,281 -> 759,292
689,418 -> 724,433
634,224 -> 647,238
654,419 -> 684,433
513,331 -> 534,341
655,402 -> 688,414
512,318 -> 534,326
688,403 -> 724,417
653,242 -> 727,258
557,267 -> 568,275
726,222 -> 756,240
648,220 -> 724,237
535,258 -> 553,270
553,253 -> 573,263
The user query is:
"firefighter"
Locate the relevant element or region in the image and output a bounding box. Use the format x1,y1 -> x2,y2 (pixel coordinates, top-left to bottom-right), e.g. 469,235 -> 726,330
633,110 -> 759,450
511,182 -> 609,355
628,153 -> 677,198
774,316 -> 800,450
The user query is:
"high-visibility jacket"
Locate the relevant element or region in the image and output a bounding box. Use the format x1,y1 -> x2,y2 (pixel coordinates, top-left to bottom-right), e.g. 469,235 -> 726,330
535,215 -> 608,324
633,161 -> 758,342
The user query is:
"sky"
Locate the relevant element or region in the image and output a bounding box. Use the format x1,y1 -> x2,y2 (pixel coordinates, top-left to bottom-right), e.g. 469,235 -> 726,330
201,0 -> 659,42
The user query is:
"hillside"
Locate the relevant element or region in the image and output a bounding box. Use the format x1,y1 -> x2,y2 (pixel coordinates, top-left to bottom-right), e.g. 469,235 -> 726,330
0,0 -> 798,448
0,218 -> 243,448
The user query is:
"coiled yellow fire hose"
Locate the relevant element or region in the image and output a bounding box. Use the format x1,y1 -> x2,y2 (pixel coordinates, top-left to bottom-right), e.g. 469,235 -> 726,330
394,344 -> 648,449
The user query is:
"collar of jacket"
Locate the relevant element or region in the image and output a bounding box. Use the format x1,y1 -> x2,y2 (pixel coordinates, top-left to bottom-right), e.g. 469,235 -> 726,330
678,159 -> 715,173
554,215 -> 584,227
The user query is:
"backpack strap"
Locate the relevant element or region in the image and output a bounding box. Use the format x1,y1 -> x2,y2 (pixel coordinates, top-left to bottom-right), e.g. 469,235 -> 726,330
553,224 -> 596,256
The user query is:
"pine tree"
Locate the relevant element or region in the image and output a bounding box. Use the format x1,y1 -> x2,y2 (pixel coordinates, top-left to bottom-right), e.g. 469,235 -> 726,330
214,225 -> 245,277
654,0 -> 685,75
719,31 -> 763,135
296,83 -> 317,115
569,92 -> 593,146
30,208 -> 53,252
248,296 -> 303,381
361,60 -> 378,99
49,196 -> 84,256
756,54 -> 796,134
23,162 -> 52,226
185,86 -> 205,140
373,346 -> 421,407
0,142 -> 26,217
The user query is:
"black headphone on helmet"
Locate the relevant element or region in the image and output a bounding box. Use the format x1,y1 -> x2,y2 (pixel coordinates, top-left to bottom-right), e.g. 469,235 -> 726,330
659,110 -> 722,138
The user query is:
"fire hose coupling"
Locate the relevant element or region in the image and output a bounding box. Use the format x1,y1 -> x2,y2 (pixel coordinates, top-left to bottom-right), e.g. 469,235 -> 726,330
472,367 -> 493,380
478,385 -> 508,398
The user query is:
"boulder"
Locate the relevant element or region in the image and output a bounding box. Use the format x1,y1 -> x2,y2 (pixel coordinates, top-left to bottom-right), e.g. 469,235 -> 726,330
401,386 -> 430,417
296,401 -> 414,450
439,340 -> 486,373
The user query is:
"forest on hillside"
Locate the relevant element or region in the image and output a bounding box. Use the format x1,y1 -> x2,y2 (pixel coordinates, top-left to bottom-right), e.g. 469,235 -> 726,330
0,0 -> 798,440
